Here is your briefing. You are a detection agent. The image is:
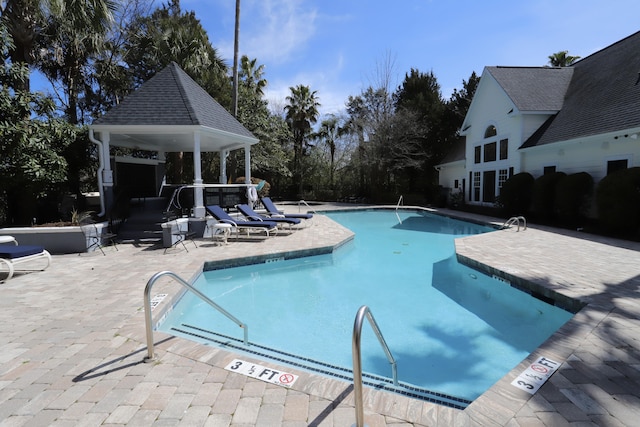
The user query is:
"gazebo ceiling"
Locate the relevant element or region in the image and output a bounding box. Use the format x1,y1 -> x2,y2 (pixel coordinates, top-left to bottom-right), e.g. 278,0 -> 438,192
89,124 -> 257,153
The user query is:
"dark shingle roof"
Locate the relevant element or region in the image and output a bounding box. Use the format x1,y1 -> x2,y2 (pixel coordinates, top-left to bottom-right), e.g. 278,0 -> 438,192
522,31 -> 640,148
92,62 -> 255,139
486,66 -> 574,112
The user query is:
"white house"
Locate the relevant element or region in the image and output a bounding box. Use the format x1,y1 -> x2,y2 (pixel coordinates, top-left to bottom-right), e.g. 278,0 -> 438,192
437,31 -> 640,208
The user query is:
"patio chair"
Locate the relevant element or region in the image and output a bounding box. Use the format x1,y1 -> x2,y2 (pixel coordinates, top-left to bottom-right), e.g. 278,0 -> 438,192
236,204 -> 301,230
80,218 -> 118,255
205,205 -> 278,238
260,197 -> 313,220
0,239 -> 52,281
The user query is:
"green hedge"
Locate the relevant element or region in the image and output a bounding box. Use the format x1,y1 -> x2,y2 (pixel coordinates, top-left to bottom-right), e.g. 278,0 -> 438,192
596,167 -> 640,234
496,172 -> 534,216
555,172 -> 593,226
531,171 -> 566,221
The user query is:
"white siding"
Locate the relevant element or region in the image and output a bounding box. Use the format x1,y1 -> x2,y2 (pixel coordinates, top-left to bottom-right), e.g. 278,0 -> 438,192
438,161 -> 465,192
461,72 -> 524,204
521,134 -> 638,183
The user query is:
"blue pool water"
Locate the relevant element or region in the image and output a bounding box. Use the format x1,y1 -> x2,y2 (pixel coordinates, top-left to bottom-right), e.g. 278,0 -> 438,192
158,209 -> 573,405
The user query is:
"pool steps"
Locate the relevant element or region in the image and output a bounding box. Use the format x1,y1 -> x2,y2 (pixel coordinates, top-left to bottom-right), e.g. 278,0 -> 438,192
171,323 -> 472,410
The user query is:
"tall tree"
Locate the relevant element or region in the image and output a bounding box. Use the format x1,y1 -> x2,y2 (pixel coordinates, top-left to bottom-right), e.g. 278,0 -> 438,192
233,56 -> 291,184
284,85 -> 320,196
0,28 -> 78,224
231,0 -> 239,116
123,0 -> 229,102
0,0 -> 46,92
313,114 -> 345,190
36,0 -> 117,124
548,50 -> 580,67
83,0 -> 155,119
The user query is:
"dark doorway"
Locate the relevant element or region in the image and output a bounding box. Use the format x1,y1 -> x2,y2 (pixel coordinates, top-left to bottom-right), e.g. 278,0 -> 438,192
482,170 -> 496,203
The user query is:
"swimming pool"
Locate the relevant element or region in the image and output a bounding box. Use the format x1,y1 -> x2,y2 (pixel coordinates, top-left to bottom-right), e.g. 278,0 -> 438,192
158,209 -> 573,406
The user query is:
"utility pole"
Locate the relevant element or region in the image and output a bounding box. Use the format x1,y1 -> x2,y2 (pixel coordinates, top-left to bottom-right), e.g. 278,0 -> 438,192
232,0 -> 240,117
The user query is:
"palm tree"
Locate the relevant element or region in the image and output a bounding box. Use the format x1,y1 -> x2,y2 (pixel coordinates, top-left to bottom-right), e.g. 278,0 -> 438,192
2,0 -> 46,92
2,0 -> 116,95
239,55 -> 266,96
37,0 -> 117,124
548,50 -> 580,67
313,115 -> 344,190
285,85 -> 320,196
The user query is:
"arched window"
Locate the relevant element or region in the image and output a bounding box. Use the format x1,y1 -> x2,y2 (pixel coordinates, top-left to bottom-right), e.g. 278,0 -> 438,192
484,125 -> 497,138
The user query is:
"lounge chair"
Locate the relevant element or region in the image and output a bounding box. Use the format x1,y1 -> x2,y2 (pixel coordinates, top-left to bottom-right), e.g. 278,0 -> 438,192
236,204 -> 301,230
205,205 -> 278,238
0,239 -> 52,281
260,197 -> 313,220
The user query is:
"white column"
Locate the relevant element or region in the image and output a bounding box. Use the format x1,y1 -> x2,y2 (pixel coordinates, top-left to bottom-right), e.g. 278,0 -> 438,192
244,144 -> 251,185
101,132 -> 115,214
219,149 -> 228,184
192,133 -> 205,218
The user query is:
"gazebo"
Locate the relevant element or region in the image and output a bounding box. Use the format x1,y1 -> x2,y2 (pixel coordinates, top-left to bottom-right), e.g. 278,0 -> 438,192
89,62 -> 259,218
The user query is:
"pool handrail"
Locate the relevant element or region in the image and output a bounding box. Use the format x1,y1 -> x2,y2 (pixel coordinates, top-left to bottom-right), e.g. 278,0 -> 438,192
297,199 -> 317,214
143,270 -> 249,362
352,305 -> 398,427
501,216 -> 527,232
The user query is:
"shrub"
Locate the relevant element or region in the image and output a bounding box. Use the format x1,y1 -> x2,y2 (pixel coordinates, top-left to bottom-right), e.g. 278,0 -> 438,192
596,167 -> 640,234
531,171 -> 566,221
496,172 -> 534,216
554,172 -> 593,227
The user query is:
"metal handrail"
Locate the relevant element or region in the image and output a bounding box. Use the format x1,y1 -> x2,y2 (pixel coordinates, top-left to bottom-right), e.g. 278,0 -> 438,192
396,195 -> 403,209
143,270 -> 249,362
297,199 -> 317,214
501,216 -> 527,232
352,305 -> 397,427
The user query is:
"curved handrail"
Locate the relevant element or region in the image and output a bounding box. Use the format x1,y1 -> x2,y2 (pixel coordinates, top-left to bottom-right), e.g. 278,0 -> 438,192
396,195 -> 404,209
143,270 -> 249,362
501,216 -> 527,232
352,305 -> 397,427
297,199 -> 317,214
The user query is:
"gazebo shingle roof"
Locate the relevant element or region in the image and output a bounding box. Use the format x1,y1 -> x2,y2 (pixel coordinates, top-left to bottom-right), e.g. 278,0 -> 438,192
93,62 -> 255,140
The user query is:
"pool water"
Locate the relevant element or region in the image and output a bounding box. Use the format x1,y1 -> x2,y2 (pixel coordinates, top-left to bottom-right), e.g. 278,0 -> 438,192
158,209 -> 573,404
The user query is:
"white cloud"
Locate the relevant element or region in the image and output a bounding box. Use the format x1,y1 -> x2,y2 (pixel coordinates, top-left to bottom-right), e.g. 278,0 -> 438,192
241,0 -> 318,64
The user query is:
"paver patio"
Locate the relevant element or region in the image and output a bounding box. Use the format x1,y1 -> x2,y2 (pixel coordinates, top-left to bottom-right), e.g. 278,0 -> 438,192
1,204 -> 639,426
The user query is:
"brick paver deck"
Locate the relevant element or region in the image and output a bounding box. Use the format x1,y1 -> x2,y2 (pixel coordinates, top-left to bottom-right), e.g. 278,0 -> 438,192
1,204 -> 639,426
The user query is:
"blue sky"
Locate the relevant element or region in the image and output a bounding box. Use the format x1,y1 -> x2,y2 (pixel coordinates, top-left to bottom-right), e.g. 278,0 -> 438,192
184,0 -> 639,117
33,0 -> 640,119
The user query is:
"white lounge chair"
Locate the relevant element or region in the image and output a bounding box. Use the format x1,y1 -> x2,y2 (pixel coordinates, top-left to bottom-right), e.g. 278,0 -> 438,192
0,238 -> 52,281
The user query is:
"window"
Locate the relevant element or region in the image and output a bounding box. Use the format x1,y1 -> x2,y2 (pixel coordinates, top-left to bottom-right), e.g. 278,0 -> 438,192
473,172 -> 481,201
607,159 -> 628,175
484,142 -> 496,162
454,179 -> 459,189
484,125 -> 497,138
498,169 -> 508,188
499,139 -> 508,160
474,146 -> 481,163
543,166 -> 557,174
